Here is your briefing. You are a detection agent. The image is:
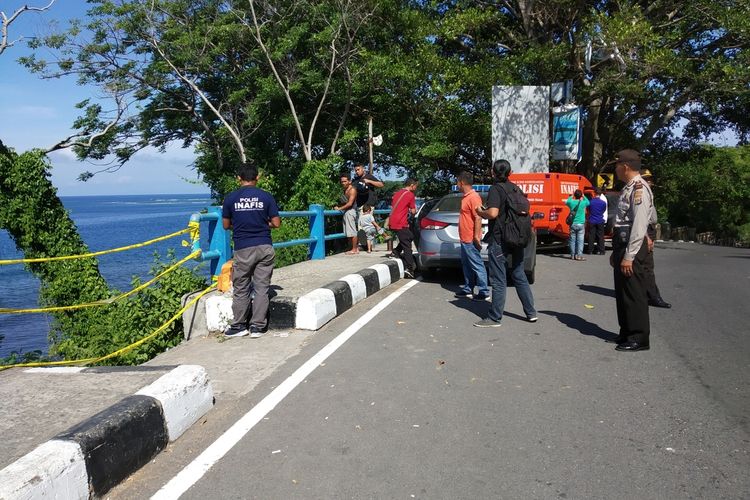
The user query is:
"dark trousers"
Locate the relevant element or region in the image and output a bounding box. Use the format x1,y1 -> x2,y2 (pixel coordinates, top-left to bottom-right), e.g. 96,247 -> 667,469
587,222 -> 606,254
642,249 -> 662,301
393,228 -> 416,271
613,237 -> 650,344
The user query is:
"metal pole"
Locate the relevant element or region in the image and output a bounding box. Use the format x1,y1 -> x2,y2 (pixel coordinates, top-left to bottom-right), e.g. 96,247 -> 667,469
308,204 -> 325,260
206,206 -> 231,276
368,116 -> 374,174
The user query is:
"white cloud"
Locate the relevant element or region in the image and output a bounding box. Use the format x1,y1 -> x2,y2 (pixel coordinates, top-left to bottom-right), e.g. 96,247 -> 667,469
47,148 -> 78,162
116,175 -> 135,185
8,105 -> 58,119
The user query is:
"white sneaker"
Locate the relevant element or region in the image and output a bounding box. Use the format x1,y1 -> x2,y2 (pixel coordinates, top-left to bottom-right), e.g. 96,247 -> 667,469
527,316 -> 538,323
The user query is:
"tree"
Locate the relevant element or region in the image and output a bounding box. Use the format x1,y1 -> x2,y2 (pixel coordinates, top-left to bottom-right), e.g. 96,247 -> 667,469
397,1 -> 750,178
21,0 -> 384,194
0,1 -> 55,56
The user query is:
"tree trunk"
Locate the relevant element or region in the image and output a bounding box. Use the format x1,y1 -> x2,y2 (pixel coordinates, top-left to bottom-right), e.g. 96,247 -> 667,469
582,98 -> 603,179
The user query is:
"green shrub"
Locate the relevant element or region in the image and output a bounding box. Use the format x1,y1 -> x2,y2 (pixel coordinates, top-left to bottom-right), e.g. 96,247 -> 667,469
654,145 -> 750,238
738,223 -> 750,247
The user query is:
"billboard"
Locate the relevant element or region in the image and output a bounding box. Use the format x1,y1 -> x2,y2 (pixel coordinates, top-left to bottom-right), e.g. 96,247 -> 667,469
492,86 -> 549,173
551,105 -> 581,161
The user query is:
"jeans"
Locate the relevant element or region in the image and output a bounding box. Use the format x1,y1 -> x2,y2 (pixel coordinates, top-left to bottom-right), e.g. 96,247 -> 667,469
569,224 -> 585,257
459,242 -> 489,296
486,241 -> 536,322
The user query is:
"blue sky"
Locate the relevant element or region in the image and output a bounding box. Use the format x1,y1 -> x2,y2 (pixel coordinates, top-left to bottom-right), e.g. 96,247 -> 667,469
0,1 -> 207,196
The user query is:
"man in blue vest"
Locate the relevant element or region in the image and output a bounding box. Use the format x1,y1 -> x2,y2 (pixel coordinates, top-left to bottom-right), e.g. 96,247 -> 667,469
222,162 -> 281,338
586,187 -> 608,255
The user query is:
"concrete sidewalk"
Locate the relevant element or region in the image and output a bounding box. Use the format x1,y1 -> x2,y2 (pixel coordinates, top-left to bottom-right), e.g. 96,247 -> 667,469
0,244 -> 405,498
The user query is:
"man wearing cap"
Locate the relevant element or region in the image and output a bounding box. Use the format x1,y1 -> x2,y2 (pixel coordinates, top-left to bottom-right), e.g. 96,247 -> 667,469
610,149 -> 657,351
640,169 -> 671,308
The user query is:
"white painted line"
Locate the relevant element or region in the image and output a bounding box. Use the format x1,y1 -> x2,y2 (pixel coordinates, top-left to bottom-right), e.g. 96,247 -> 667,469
339,274 -> 367,304
295,288 -> 337,330
367,263 -> 392,289
136,365 -> 214,442
151,279 -> 420,500
23,367 -> 86,374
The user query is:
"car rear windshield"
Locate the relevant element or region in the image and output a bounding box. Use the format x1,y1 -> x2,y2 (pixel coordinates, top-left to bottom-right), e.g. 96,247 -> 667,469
432,193 -> 487,213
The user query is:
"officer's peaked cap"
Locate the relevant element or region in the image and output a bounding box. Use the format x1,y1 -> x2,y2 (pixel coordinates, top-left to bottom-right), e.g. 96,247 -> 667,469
612,149 -> 642,170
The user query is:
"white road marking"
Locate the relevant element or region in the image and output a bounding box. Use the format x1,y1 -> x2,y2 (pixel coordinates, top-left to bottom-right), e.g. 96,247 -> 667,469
151,279 -> 420,500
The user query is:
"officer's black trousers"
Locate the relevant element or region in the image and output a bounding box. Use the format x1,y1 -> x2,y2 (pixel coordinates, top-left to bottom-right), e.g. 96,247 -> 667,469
642,250 -> 661,301
613,238 -> 650,343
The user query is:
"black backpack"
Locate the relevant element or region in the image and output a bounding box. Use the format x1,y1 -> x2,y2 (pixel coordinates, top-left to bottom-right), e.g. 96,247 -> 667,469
496,182 -> 532,250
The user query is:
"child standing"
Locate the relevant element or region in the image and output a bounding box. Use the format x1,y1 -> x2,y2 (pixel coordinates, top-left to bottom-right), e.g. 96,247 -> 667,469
358,204 -> 383,253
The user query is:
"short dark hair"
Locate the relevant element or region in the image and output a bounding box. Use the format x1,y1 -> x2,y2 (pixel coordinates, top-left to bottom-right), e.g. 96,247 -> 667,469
574,189 -> 583,199
404,177 -> 418,187
362,204 -> 372,212
340,173 -> 350,179
238,162 -> 258,181
492,159 -> 511,181
457,171 -> 473,185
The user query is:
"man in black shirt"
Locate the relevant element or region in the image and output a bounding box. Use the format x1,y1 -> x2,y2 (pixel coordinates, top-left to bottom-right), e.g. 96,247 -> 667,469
474,159 -> 537,328
352,163 -> 384,211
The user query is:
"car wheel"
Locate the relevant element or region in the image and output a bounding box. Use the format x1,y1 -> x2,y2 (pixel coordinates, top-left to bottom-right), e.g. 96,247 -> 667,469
420,266 -> 436,280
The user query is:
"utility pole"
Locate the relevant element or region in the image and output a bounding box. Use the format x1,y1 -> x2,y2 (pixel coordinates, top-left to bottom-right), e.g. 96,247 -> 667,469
368,116 -> 374,174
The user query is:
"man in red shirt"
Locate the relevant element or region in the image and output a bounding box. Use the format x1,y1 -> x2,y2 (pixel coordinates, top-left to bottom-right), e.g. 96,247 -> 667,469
456,171 -> 490,300
389,178 -> 419,278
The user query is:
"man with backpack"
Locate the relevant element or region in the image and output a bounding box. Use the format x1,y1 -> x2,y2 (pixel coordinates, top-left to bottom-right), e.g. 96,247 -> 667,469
474,160 -> 537,327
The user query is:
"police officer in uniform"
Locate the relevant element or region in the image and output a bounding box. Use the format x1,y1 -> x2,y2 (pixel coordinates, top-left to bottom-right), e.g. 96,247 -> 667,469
610,149 -> 656,351
640,169 -> 671,308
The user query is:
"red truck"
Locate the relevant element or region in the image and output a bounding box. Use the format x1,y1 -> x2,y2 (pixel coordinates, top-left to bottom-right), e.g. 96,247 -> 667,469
509,172 -> 595,245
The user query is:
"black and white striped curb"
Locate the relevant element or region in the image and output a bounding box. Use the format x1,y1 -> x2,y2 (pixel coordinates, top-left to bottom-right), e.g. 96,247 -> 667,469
0,365 -> 214,499
295,258 -> 404,330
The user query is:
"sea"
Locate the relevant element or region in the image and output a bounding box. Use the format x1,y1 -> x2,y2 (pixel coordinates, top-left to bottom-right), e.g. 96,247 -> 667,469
0,194 -> 215,358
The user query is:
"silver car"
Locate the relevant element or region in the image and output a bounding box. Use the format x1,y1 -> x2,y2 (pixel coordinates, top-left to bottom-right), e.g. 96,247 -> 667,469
415,192 -> 537,283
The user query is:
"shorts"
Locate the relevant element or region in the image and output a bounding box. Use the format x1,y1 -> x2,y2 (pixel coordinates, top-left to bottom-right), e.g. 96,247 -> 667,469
363,227 -> 377,242
343,209 -> 358,237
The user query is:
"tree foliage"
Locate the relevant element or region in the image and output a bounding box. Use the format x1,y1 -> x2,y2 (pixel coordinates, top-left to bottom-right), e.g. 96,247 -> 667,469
652,144 -> 750,237
20,0 -> 749,191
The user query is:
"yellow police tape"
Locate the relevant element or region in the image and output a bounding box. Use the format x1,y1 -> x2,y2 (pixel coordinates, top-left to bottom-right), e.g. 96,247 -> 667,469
0,249 -> 201,314
0,225 -> 195,266
0,283 -> 217,371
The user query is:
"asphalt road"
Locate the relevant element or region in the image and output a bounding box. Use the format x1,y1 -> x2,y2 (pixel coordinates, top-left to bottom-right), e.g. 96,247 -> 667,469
112,242 -> 750,499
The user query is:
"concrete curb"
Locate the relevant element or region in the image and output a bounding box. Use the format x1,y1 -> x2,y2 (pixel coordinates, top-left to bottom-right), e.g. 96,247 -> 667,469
295,259 -> 404,330
194,258 -> 406,335
0,365 -> 214,499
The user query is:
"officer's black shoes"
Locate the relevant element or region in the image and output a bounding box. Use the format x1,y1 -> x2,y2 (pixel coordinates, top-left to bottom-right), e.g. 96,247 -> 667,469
606,335 -> 626,344
615,341 -> 650,352
649,298 -> 672,308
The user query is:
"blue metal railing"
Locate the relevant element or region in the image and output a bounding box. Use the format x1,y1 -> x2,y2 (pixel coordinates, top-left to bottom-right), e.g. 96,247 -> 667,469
190,204 -> 390,276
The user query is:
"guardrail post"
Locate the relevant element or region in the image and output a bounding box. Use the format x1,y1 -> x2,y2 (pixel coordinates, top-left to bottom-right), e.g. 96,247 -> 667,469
207,206 -> 231,276
309,204 -> 325,260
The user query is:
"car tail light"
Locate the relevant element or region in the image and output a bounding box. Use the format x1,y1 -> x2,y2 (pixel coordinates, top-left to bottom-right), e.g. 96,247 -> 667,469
549,207 -> 562,222
420,217 -> 450,230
